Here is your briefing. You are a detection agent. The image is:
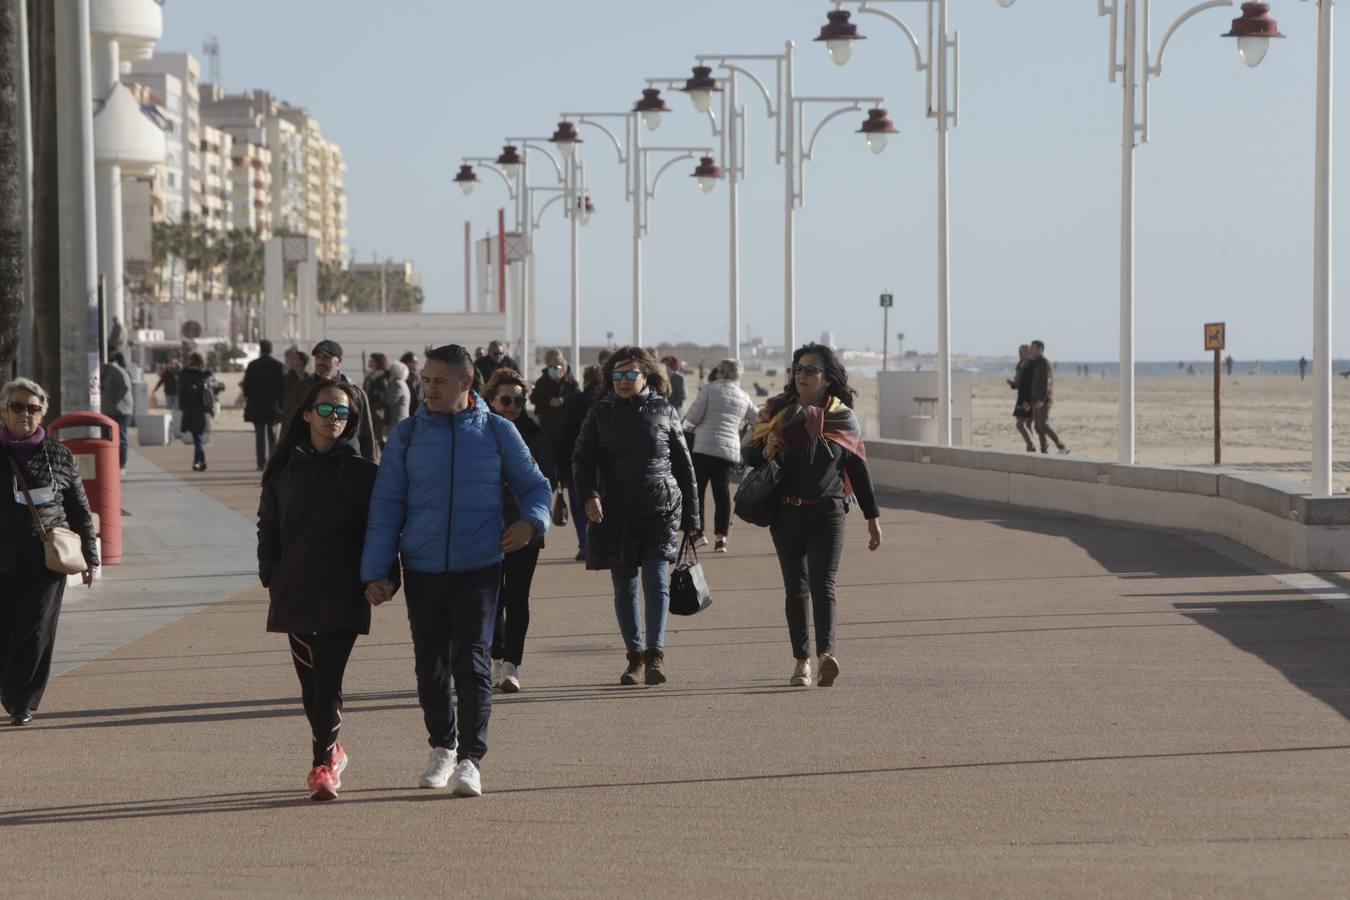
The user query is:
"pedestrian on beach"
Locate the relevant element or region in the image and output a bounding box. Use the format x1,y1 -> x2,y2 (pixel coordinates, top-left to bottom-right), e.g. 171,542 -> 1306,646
683,357 -> 758,554
572,347 -> 698,686
177,353 -> 222,472
1300,356 -> 1309,381
361,344 -> 551,797
485,369 -> 556,693
1008,344 -> 1036,453
257,380 -> 385,801
384,361 -> 412,429
529,348 -> 578,446
401,351 -> 423,409
744,344 -> 883,689
1027,340 -> 1069,455
0,378 -> 100,726
242,339 -> 286,471
100,351 -> 134,471
283,341 -> 378,461
554,364 -> 602,561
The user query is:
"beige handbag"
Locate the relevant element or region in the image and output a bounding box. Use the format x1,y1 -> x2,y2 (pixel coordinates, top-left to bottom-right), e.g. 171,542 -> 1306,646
7,454 -> 88,575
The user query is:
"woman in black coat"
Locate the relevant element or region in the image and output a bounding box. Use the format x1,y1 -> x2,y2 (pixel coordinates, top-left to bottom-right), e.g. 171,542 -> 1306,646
177,352 -> 221,472
257,379 -> 384,801
553,364 -> 601,560
572,347 -> 697,687
484,369 -> 555,694
0,378 -> 100,727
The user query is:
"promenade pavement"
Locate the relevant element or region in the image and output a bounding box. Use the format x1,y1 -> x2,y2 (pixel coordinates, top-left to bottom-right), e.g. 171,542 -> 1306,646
3,431 -> 1350,898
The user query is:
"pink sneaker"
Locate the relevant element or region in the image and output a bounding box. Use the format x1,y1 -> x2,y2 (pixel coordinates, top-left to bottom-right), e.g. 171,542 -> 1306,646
330,743 -> 348,778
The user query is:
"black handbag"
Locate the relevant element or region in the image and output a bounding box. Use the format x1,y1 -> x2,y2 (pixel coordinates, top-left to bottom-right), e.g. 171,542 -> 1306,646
733,455 -> 786,527
551,488 -> 569,527
669,534 -> 713,616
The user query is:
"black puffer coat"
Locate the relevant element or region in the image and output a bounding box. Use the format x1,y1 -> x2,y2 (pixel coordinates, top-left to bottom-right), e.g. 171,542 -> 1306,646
572,388 -> 697,570
0,437 -> 99,575
257,441 -> 382,634
177,367 -> 218,436
502,413 -> 556,550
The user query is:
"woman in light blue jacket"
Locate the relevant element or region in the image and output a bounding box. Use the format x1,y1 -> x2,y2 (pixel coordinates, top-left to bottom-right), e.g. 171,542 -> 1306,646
360,344 -> 550,798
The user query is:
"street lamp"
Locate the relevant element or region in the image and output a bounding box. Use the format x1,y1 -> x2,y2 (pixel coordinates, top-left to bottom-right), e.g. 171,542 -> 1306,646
453,164 -> 479,196
815,9 -> 864,66
692,156 -> 724,193
495,144 -> 523,182
1223,2 -> 1285,67
857,108 -> 897,154
634,88 -> 670,132
550,120 -> 582,159
679,65 -> 722,113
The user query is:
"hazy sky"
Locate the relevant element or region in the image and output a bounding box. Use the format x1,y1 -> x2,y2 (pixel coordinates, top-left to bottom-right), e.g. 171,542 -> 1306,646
161,0 -> 1350,361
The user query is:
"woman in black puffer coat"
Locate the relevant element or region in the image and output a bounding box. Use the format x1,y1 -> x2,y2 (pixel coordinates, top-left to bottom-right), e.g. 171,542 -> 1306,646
257,379 -> 388,801
573,347 -> 697,687
0,378 -> 100,727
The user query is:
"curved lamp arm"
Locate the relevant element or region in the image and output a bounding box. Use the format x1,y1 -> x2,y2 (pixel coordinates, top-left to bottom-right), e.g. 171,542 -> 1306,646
464,161 -> 518,199
803,104 -> 864,161
715,63 -> 778,118
572,117 -> 628,165
854,4 -> 927,72
646,151 -> 705,199
1149,0 -> 1233,76
507,139 -> 565,183
532,192 -> 566,230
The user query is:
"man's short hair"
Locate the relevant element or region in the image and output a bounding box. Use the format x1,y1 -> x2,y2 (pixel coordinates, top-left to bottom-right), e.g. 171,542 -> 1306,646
426,344 -> 475,378
259,339 -> 273,355
1031,340 -> 1045,350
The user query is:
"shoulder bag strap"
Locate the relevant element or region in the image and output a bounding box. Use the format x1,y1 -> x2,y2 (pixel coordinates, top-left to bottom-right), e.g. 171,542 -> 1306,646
6,452 -> 50,542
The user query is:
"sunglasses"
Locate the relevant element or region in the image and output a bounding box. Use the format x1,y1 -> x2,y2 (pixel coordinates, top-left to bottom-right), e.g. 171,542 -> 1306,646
7,402 -> 44,416
793,364 -> 825,376
310,403 -> 351,420
612,370 -> 642,382
495,395 -> 526,408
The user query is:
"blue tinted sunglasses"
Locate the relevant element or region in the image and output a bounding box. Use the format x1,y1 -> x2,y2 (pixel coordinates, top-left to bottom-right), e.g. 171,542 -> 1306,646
611,370 -> 641,382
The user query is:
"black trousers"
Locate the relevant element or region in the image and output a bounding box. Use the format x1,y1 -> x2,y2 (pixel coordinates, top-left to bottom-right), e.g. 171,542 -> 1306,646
769,504 -> 846,659
0,552 -> 66,714
693,453 -> 733,536
493,545 -> 541,666
404,565 -> 501,764
254,421 -> 279,469
1033,403 -> 1063,452
288,631 -> 358,768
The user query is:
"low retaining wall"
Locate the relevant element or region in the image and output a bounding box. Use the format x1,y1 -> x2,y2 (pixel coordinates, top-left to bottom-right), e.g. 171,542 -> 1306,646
865,440 -> 1350,571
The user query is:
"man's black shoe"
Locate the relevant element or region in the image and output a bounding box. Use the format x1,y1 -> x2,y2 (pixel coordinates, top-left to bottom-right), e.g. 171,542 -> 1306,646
10,708 -> 33,726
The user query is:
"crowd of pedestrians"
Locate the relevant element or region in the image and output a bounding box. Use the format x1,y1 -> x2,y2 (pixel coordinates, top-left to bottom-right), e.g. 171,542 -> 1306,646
1,338 -> 886,803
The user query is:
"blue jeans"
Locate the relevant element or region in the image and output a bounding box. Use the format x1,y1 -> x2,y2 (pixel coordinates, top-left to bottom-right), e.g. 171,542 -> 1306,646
565,481 -> 588,552
610,555 -> 670,653
190,432 -> 206,467
112,413 -> 132,469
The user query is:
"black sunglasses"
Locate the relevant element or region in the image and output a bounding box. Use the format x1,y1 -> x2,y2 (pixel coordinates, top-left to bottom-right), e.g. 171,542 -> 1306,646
310,403 -> 351,420
7,402 -> 43,416
793,364 -> 824,376
495,395 -> 526,407
612,370 -> 642,382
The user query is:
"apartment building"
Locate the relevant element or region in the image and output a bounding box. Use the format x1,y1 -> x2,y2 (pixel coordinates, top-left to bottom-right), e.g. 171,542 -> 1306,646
126,52 -> 202,222
198,124 -> 234,234
319,139 -> 349,264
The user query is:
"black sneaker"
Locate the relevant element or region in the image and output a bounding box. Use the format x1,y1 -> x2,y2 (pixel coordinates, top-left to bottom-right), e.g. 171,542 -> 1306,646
10,708 -> 33,726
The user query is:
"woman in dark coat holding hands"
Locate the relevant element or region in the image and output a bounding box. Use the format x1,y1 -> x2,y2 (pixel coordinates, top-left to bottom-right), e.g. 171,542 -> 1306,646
572,347 -> 697,686
257,379 -> 385,801
0,378 -> 100,726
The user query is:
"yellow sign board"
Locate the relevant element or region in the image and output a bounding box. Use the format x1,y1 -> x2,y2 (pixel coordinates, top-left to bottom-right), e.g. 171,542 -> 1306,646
1204,322 -> 1226,352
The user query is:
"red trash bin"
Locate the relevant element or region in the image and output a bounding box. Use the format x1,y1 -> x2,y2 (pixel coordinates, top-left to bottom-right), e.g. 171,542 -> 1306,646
48,412 -> 122,565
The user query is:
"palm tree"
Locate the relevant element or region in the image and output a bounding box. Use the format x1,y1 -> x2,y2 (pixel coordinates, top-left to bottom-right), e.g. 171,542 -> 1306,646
0,0 -> 23,374
30,0 -> 62,410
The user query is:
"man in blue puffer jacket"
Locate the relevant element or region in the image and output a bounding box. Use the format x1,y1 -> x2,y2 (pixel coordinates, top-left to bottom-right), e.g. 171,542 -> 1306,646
361,343 -> 550,798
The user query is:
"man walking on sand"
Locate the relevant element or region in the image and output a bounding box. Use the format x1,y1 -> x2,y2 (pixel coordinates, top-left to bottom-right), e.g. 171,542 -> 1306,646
1027,340 -> 1069,455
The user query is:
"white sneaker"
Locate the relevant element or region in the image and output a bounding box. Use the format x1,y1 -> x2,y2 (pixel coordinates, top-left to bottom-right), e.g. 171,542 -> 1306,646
694,534 -> 709,549
450,758 -> 482,797
491,659 -> 502,691
500,661 -> 521,693
1058,447 -> 1071,456
417,746 -> 456,789
789,658 -> 812,687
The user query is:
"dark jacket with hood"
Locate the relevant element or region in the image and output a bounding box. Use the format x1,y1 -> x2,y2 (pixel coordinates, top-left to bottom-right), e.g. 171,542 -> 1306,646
257,440 -> 381,634
0,435 -> 100,575
572,387 -> 697,570
282,372 -> 378,462
502,412 -> 556,550
177,367 -> 219,436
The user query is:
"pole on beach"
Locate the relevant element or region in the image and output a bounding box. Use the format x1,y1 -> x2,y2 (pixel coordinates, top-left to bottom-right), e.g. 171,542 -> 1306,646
1206,322 -> 1226,466
1213,347 -> 1221,466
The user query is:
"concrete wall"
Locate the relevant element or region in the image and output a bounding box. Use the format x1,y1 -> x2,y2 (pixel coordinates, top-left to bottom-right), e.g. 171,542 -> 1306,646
865,440 -> 1350,572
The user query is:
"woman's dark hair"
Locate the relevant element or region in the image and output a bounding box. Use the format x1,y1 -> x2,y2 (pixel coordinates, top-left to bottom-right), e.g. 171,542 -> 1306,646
369,352 -> 388,370
262,380 -> 361,481
186,352 -> 205,368
782,342 -> 856,407
484,368 -> 529,406
295,350 -> 310,369
599,346 -> 669,399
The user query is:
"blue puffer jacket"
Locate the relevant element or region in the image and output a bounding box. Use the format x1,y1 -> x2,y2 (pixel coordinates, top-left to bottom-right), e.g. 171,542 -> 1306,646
360,396 -> 551,580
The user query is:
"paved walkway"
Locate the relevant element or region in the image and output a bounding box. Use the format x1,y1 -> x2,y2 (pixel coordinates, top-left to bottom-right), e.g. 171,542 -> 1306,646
4,432 -> 1350,897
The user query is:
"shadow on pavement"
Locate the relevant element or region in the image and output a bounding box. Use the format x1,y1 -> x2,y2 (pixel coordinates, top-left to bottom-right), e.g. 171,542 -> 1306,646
1176,599 -> 1350,724
5,741 -> 1349,828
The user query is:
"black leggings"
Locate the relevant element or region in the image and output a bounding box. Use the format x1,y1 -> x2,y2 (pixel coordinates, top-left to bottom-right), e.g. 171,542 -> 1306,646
0,556 -> 65,714
493,545 -> 541,666
693,453 -> 734,536
769,504 -> 846,659
288,631 -> 358,768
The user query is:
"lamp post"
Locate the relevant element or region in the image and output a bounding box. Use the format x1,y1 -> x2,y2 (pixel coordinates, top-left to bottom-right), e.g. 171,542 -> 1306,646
816,1 -> 1015,446
503,134 -> 571,370
690,44 -> 890,369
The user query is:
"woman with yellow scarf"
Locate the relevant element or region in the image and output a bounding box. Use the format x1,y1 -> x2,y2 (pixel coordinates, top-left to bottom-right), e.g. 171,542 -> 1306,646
744,344 -> 882,688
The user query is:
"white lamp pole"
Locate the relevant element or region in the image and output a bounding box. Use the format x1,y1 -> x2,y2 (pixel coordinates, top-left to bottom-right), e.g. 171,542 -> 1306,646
1311,0 -> 1334,496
